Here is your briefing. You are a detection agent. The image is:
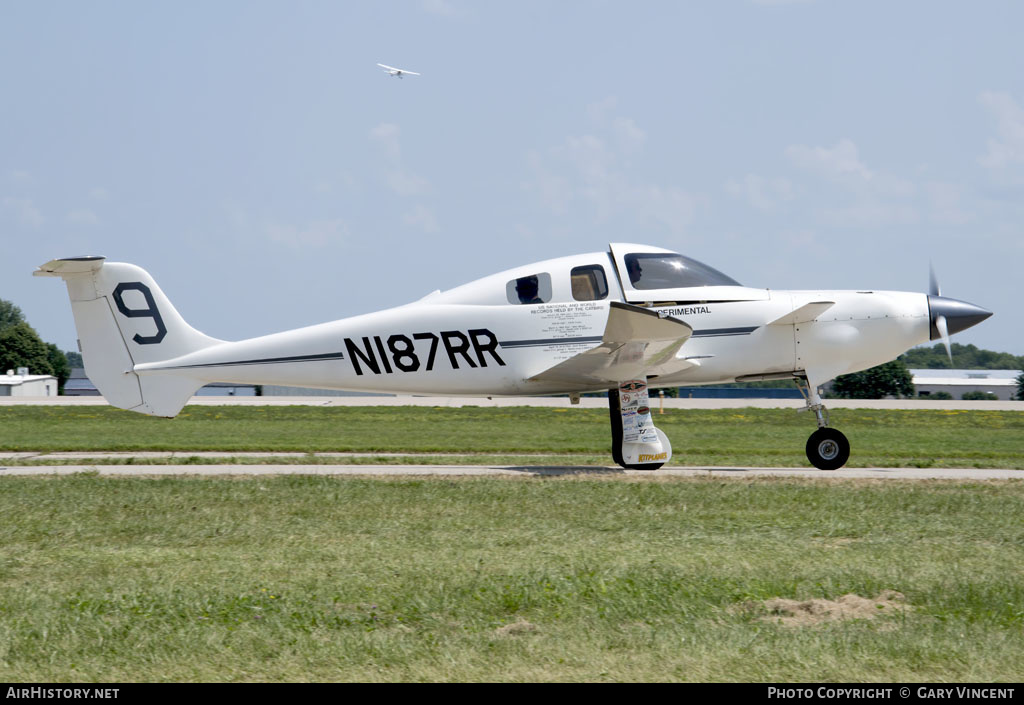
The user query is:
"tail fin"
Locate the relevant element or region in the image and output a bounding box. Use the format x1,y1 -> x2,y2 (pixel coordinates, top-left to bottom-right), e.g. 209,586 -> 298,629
35,257 -> 223,417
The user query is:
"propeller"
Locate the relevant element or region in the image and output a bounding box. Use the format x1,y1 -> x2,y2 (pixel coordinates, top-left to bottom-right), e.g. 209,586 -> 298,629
929,263 -> 952,366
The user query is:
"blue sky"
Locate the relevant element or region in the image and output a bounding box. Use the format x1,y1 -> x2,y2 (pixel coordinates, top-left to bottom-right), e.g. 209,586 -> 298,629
3,1 -> 1023,356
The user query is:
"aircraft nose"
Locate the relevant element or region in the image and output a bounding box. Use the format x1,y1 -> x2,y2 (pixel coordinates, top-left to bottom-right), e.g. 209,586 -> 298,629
928,295 -> 993,340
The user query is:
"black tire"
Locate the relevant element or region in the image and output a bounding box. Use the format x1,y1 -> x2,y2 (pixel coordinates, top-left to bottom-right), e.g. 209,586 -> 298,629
625,462 -> 665,471
805,428 -> 850,470
608,387 -> 625,467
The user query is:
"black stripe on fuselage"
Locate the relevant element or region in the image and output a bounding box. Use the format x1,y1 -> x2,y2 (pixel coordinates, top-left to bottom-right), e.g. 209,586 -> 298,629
498,326 -> 758,349
498,336 -> 604,349
153,351 -> 346,370
159,326 -> 759,370
690,326 -> 759,338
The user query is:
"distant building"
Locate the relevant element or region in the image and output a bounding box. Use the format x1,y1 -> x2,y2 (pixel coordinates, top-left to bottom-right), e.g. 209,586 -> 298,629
61,369 -> 387,398
0,369 -> 58,397
911,369 -> 1021,400
64,368 -> 100,396
675,387 -> 803,399
68,368 -> 260,397
48,368 -> 1024,402
261,386 -> 391,397
195,383 -> 258,396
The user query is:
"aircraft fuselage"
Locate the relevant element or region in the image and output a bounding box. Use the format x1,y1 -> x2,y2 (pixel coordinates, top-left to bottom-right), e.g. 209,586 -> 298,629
132,250 -> 932,398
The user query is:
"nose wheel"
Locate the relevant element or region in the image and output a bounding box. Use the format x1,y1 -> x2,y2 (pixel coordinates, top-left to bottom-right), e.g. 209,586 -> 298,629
805,427 -> 850,470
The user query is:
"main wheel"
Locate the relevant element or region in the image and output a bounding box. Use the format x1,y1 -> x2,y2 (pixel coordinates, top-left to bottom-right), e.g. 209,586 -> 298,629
609,389 -> 668,470
608,387 -> 625,467
805,428 -> 850,470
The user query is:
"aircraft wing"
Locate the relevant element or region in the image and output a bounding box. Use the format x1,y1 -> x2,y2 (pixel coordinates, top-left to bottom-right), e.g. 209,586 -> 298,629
378,63 -> 420,75
528,302 -> 694,386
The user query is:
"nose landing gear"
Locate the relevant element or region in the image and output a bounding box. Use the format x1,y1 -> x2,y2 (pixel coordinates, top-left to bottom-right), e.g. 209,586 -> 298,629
796,376 -> 850,470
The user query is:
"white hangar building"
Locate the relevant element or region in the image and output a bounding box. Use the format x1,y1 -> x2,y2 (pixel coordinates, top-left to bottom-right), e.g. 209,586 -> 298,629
911,369 -> 1021,400
0,368 -> 58,397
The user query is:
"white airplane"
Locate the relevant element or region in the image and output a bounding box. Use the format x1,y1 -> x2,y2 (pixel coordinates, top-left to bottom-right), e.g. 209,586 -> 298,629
36,244 -> 991,470
377,63 -> 420,78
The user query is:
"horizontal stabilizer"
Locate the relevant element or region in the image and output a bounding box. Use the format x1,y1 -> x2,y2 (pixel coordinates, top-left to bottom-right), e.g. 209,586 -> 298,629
34,256 -> 107,277
769,301 -> 834,326
529,302 -> 693,386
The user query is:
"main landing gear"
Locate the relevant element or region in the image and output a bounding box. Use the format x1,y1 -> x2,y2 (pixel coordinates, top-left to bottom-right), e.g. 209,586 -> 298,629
796,376 -> 850,471
608,380 -> 672,470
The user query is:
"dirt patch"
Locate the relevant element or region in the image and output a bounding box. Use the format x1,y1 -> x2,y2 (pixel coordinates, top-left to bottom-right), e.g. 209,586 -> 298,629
495,620 -> 539,636
816,537 -> 858,549
744,590 -> 909,627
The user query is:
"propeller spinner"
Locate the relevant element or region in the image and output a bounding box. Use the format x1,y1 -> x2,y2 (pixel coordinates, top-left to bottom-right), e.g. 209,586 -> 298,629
927,264 -> 993,365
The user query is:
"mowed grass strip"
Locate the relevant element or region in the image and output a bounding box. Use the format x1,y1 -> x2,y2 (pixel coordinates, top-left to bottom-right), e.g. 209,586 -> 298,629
1,454 -> 615,468
0,405 -> 1022,468
0,475 -> 1021,682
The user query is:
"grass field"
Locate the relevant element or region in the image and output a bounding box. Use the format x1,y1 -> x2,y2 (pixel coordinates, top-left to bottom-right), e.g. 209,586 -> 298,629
1,405 -> 1022,682
1,405 -> 1023,468
0,475 -> 1021,682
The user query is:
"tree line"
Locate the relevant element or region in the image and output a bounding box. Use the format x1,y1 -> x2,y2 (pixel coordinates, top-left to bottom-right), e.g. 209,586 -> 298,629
900,343 -> 1024,370
0,299 -> 79,393
831,346 -> 1024,400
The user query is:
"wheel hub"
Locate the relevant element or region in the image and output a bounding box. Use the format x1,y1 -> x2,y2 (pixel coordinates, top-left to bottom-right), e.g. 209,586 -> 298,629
818,440 -> 839,461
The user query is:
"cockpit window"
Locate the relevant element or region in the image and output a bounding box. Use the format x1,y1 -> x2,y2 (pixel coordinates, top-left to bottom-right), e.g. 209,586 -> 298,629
506,273 -> 552,304
570,265 -> 608,301
623,253 -> 740,290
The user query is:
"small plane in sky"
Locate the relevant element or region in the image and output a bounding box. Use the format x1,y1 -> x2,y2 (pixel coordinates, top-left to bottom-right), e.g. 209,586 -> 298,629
36,244 -> 991,470
377,63 -> 420,78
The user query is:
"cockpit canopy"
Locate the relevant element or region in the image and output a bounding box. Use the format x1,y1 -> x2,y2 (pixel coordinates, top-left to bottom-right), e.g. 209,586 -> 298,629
622,252 -> 741,290
423,243 -> 764,307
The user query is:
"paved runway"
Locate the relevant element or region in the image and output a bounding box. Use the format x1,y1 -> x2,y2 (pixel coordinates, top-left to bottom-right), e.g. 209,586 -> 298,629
1,462 -> 1019,480
2,395 -> 1023,410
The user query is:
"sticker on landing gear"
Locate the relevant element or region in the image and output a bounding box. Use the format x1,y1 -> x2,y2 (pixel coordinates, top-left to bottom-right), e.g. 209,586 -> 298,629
620,379 -> 652,442
638,452 -> 668,463
622,410 -> 640,442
